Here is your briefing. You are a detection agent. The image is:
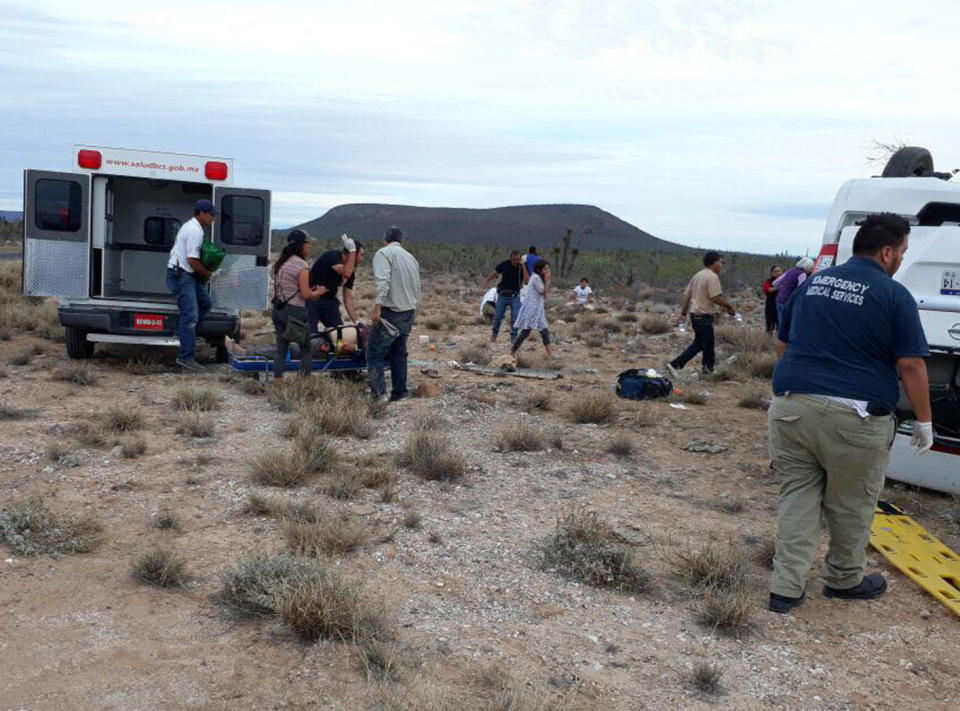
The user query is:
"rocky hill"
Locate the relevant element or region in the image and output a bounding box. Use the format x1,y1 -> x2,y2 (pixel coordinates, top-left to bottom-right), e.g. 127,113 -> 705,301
292,203 -> 688,252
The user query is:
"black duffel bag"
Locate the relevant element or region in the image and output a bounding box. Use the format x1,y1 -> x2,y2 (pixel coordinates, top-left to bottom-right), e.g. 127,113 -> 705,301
615,369 -> 673,400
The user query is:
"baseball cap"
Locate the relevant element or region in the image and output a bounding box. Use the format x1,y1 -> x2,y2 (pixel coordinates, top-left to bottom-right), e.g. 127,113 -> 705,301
286,228 -> 313,245
194,199 -> 217,216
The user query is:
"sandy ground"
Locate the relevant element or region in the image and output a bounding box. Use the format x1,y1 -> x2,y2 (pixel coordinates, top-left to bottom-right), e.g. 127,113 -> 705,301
0,275 -> 957,711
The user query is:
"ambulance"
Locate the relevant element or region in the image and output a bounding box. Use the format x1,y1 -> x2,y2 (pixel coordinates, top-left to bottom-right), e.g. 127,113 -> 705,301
814,146 -> 960,495
22,146 -> 271,361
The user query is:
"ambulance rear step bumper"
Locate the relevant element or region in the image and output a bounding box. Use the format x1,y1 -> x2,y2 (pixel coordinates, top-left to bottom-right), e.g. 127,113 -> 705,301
86,334 -> 181,347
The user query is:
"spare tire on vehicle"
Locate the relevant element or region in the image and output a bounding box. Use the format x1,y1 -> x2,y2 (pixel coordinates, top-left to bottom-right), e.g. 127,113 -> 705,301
881,146 -> 934,177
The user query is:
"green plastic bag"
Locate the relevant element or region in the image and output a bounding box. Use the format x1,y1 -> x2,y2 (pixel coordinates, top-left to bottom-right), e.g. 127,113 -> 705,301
201,237 -> 226,273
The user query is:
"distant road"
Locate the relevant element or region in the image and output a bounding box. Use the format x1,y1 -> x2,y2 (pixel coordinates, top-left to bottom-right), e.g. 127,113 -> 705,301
0,252 -> 21,261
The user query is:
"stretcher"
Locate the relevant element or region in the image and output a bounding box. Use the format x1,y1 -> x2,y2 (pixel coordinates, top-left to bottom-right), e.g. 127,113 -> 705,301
229,348 -> 367,375
870,501 -> 960,618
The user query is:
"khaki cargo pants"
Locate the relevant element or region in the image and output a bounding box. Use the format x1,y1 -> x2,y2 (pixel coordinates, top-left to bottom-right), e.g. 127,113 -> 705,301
768,394 -> 895,597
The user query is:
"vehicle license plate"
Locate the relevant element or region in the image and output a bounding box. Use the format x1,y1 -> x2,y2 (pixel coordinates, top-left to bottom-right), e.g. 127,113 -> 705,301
133,313 -> 165,330
941,269 -> 960,296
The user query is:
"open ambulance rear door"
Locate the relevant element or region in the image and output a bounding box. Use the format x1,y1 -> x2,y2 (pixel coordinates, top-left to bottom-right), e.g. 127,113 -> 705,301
210,186 -> 271,311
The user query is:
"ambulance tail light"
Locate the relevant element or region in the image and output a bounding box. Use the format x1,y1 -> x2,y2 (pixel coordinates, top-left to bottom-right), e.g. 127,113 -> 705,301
813,243 -> 837,273
205,161 -> 228,180
77,149 -> 102,170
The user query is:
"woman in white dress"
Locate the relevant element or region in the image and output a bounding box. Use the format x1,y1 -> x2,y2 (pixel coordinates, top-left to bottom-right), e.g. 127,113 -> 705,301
510,260 -> 553,359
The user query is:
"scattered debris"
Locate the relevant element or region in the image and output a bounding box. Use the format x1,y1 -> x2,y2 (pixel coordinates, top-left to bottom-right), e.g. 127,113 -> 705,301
684,440 -> 729,454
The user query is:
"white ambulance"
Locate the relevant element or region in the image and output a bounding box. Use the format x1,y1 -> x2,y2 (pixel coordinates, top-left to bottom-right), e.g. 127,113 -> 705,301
814,147 -> 960,495
23,146 -> 271,361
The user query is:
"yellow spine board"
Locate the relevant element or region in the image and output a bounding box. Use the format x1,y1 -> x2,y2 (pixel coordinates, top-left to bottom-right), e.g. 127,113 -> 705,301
870,508 -> 960,618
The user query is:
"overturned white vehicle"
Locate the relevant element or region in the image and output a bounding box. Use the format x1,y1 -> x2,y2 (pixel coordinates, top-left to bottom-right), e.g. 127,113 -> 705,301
814,147 -> 960,495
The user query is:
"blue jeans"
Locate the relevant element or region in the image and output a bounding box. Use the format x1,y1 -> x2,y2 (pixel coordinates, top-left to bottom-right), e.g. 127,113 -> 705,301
492,293 -> 520,341
367,308 -> 415,399
776,301 -> 788,328
670,314 -> 715,372
166,268 -> 212,361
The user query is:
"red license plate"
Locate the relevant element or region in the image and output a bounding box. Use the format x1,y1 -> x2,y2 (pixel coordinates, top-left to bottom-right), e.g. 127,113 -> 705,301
133,313 -> 165,331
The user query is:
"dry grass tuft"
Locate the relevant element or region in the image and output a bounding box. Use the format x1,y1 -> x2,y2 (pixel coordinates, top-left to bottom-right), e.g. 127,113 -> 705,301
131,548 -> 188,588
640,315 -> 672,334
103,406 -> 143,434
678,390 -> 709,406
698,586 -> 753,636
402,508 -> 422,530
495,419 -> 547,452
738,390 -> 770,410
119,434 -> 147,458
522,391 -> 553,412
322,472 -> 362,500
675,538 -> 753,636
284,513 -> 371,557
172,385 -> 221,411
244,492 -> 319,522
605,432 -> 634,457
278,567 -> 392,644
754,536 -> 776,570
213,555 -> 305,617
633,405 -> 658,428
152,508 -> 181,531
690,661 -> 723,695
241,379 -> 266,396
748,354 -> 778,379
52,364 -> 97,386
398,428 -> 467,481
0,496 -> 102,556
0,402 -> 34,420
541,510 -> 651,593
567,392 -> 616,424
251,449 -> 314,488
175,410 -> 216,438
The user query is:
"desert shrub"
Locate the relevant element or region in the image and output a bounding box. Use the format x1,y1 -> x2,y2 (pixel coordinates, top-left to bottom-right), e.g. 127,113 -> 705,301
131,548 -> 188,588
299,395 -> 372,439
715,325 -> 769,355
284,514 -> 370,557
540,510 -> 650,593
357,638 -> 402,683
172,385 -> 221,411
52,364 -> 97,386
402,509 -> 422,530
690,662 -> 723,695
606,433 -> 634,457
251,449 -> 313,487
568,392 -> 615,424
8,348 -> 36,366
749,354 -> 777,379
424,317 -> 444,331
175,410 -> 216,438
244,492 -> 319,523
241,379 -> 266,396
268,376 -> 330,413
640,315 -> 671,334
495,419 -> 546,452
0,496 -> 102,556
674,538 -> 750,593
698,586 -> 752,636
119,434 -> 147,458
600,320 -> 622,334
0,402 -> 33,420
754,537 -> 776,570
278,567 -> 391,644
152,508 -> 181,531
738,390 -> 770,410
103,406 -> 143,433
584,334 -> 604,349
523,391 -> 553,412
322,472 -> 362,500
126,357 -> 166,376
398,428 -> 467,481
213,555 -> 305,617
678,390 -> 709,406
617,312 -> 638,323
459,344 -> 491,366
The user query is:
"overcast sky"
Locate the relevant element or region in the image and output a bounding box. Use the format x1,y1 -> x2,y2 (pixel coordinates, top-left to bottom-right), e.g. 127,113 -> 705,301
2,0 -> 958,253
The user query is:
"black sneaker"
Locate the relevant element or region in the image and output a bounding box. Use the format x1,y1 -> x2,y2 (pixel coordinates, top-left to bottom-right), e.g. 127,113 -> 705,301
769,591 -> 805,614
824,573 -> 887,600
389,392 -> 408,402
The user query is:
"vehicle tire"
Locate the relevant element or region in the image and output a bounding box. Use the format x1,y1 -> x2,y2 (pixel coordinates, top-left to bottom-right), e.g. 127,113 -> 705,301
881,146 -> 933,177
65,327 -> 95,359
215,343 -> 229,363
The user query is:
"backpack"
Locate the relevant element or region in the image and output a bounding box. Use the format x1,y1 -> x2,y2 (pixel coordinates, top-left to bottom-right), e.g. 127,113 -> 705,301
615,369 -> 673,401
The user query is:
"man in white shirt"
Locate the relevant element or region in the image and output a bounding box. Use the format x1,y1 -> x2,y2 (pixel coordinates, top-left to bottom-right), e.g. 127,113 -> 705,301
166,199 -> 217,371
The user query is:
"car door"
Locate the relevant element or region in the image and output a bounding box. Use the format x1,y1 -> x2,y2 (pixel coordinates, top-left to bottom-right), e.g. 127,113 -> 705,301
210,187 -> 271,311
23,170 -> 91,297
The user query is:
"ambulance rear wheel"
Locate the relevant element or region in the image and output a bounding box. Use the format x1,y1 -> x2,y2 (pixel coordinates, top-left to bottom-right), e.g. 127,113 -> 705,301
65,327 -> 95,359
881,146 -> 933,177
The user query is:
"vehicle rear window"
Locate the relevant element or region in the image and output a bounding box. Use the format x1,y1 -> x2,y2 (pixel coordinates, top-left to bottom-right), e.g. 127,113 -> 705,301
918,202 -> 960,226
221,195 -> 264,246
144,216 -> 182,246
34,179 -> 82,232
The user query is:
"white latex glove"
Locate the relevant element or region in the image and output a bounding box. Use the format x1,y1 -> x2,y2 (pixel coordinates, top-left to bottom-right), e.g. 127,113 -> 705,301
340,233 -> 356,253
910,421 -> 933,456
733,312 -> 744,323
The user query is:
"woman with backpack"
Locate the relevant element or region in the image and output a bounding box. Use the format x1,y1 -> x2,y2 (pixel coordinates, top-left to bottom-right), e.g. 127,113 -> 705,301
271,229 -> 328,383
510,259 -> 553,359
762,265 -> 783,334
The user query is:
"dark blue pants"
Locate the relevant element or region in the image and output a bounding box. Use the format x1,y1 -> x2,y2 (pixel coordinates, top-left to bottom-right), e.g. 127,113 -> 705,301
670,314 -> 715,372
307,297 -> 343,333
367,308 -> 415,399
166,268 -> 212,361
492,293 -> 520,341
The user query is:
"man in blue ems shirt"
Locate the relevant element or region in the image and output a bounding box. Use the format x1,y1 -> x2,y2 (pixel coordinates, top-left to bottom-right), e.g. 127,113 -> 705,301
767,213 -> 932,614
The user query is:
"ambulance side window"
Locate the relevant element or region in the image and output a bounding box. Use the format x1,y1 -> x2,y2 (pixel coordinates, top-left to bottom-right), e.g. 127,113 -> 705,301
221,196 -> 264,246
144,217 -> 182,247
34,179 -> 82,232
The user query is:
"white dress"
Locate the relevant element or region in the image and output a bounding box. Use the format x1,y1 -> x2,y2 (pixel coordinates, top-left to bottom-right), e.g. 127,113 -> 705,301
513,274 -> 548,332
